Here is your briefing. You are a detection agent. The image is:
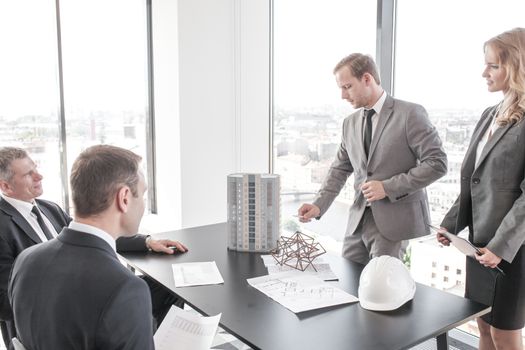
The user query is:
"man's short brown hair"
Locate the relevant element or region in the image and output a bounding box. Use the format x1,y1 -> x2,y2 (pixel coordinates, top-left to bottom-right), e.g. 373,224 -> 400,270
333,53 -> 381,84
70,145 -> 142,217
0,147 -> 29,181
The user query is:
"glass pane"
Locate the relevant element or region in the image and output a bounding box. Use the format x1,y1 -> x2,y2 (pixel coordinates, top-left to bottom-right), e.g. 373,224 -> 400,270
273,0 -> 377,250
395,0 -> 525,341
60,0 -> 150,210
0,0 -> 63,205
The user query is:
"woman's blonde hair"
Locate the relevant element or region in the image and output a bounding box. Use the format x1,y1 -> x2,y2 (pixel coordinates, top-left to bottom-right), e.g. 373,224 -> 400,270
484,27 -> 525,126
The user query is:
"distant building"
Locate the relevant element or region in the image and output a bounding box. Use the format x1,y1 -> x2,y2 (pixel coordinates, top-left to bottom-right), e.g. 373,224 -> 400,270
410,235 -> 466,295
227,174 -> 281,252
445,126 -> 470,145
318,142 -> 337,161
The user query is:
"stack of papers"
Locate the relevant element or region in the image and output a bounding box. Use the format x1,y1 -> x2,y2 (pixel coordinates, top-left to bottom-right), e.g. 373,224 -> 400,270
247,271 -> 358,313
260,255 -> 338,281
172,261 -> 224,287
154,306 -> 221,350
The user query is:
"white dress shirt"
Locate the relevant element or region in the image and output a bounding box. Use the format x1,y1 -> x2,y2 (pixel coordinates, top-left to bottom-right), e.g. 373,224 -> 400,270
476,114 -> 501,167
1,194 -> 58,242
362,90 -> 387,140
362,91 -> 387,208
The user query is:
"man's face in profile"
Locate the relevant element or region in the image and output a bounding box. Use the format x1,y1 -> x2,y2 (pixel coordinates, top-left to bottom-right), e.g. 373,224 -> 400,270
1,157 -> 44,203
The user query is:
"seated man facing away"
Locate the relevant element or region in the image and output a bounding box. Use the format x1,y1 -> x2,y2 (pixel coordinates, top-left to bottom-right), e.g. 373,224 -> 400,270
8,145 -> 179,349
0,147 -> 187,346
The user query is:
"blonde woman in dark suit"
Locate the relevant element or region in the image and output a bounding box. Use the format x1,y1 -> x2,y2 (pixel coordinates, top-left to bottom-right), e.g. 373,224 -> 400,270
438,28 -> 525,350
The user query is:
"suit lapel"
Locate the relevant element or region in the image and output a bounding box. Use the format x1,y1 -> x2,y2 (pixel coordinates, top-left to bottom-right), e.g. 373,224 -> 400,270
475,122 -> 514,170
461,107 -> 496,175
367,96 -> 394,162
38,202 -> 63,233
0,198 -> 42,244
351,110 -> 368,167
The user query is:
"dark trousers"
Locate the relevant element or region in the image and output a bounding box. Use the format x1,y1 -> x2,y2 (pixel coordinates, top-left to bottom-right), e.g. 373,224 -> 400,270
143,276 -> 184,332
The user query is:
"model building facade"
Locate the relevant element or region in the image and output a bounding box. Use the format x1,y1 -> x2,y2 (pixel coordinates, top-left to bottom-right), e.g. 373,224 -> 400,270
227,173 -> 280,252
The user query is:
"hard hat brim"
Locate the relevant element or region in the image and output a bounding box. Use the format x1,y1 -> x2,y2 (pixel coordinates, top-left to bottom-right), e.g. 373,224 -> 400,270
359,286 -> 416,311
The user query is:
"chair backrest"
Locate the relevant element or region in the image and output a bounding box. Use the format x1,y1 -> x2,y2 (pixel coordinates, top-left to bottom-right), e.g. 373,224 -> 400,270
11,337 -> 27,350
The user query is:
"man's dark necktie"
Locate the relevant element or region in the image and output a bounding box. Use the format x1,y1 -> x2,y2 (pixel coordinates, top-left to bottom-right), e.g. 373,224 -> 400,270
364,108 -> 375,158
31,205 -> 54,240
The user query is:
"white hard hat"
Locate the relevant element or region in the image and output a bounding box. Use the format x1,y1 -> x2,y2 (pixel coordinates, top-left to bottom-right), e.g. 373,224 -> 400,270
358,255 -> 416,311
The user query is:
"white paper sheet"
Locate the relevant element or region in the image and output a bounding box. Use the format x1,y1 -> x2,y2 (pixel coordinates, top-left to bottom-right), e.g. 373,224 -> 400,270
154,306 -> 221,350
247,271 -> 358,313
261,255 -> 338,281
172,261 -> 224,287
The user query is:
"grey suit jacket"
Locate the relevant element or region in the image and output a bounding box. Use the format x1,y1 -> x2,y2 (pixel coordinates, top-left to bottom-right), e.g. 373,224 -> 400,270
8,228 -> 154,350
314,95 -> 447,241
441,105 -> 525,263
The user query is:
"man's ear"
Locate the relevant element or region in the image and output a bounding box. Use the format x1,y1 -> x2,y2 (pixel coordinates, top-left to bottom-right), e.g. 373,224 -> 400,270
0,180 -> 12,195
116,186 -> 130,213
362,72 -> 372,85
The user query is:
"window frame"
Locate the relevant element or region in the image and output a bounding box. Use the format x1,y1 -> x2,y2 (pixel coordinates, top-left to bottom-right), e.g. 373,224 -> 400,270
52,0 -> 157,213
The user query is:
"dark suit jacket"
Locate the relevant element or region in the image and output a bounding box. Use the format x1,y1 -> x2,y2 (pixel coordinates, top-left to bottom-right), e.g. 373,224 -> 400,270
0,198 -> 70,321
441,105 -> 525,263
8,228 -> 154,349
0,197 -> 149,321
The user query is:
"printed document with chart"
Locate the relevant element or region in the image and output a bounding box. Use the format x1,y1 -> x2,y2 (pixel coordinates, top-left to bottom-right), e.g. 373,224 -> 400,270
154,305 -> 221,350
247,271 -> 358,313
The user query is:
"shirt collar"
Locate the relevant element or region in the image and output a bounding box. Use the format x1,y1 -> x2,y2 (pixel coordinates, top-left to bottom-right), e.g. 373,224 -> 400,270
370,90 -> 387,116
68,221 -> 117,252
1,193 -> 35,218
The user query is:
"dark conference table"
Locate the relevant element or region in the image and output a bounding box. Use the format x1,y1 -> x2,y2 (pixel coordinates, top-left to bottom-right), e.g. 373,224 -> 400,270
120,223 -> 490,350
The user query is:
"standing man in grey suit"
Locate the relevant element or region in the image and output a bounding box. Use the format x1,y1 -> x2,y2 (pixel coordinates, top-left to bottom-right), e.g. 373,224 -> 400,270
298,53 -> 447,264
9,145 -> 160,349
0,146 -> 186,348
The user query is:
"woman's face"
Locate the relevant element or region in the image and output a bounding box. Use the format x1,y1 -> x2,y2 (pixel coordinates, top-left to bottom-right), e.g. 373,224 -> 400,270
482,45 -> 508,93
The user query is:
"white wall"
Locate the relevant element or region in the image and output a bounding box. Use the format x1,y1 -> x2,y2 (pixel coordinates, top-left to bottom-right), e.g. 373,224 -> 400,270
149,0 -> 270,231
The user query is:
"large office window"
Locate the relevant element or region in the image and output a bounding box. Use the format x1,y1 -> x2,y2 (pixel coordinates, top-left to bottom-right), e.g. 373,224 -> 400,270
395,0 -> 525,341
60,0 -> 151,210
0,0 -> 63,204
273,0 -> 377,250
0,0 -> 153,211
274,0 -> 524,343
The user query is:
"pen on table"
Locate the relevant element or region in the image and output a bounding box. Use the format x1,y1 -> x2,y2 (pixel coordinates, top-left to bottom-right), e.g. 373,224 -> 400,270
427,224 -> 505,275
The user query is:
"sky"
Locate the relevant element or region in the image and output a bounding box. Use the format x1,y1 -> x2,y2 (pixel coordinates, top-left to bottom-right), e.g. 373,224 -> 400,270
273,0 -> 525,110
1,0 -> 524,117
0,0 -> 148,118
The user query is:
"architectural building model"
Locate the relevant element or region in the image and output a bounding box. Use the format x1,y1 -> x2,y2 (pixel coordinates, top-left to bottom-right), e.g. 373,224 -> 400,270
227,173 -> 281,252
